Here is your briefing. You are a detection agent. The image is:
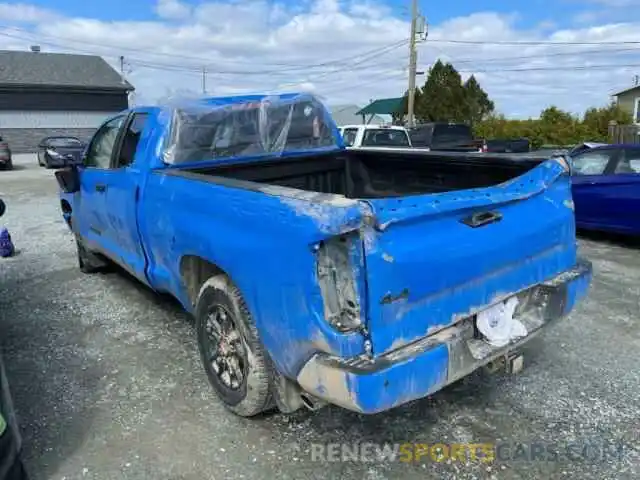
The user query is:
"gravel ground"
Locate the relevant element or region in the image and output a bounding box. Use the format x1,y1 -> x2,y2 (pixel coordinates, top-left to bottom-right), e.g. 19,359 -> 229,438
0,154 -> 638,480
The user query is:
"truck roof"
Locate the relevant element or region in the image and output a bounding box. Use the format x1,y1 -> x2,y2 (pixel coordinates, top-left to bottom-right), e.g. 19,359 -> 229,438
151,92 -> 346,166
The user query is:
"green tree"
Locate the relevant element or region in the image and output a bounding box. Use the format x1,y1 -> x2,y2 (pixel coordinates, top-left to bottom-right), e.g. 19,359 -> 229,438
473,103 -> 633,148
582,102 -> 633,141
393,89 -> 422,125
416,60 -> 468,122
537,106 -> 583,146
463,75 -> 494,125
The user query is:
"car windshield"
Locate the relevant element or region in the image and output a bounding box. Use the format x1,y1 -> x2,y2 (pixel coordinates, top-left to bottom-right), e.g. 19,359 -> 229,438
361,129 -> 410,147
47,137 -> 82,147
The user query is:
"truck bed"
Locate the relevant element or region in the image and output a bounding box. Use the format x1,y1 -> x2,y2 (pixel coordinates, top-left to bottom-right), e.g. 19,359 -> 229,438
178,149 -> 546,199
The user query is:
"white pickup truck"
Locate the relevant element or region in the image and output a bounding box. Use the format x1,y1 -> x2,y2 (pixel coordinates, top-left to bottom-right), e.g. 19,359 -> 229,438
338,124 -> 412,149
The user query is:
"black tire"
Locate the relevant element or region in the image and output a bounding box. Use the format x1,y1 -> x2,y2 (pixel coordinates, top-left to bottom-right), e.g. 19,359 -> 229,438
75,235 -> 104,273
195,275 -> 274,417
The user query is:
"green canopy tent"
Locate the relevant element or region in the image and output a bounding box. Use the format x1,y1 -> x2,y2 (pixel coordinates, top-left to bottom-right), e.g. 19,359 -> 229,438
356,97 -> 404,124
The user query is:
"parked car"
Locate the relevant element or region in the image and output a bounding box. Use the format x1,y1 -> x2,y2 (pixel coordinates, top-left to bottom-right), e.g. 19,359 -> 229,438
486,138 -> 531,154
37,136 -> 85,169
0,198 -> 29,480
0,137 -> 12,171
570,144 -> 640,235
338,125 -> 411,148
407,122 -> 485,152
568,141 -> 607,157
54,93 -> 591,417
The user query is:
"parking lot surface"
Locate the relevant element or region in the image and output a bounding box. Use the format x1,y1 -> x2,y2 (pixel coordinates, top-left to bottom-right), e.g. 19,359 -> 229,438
0,155 -> 638,480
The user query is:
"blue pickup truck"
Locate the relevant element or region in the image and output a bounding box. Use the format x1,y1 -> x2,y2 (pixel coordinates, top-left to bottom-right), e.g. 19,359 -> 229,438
55,93 -> 592,417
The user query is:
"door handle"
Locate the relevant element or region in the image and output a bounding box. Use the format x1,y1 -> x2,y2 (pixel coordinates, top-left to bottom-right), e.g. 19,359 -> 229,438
461,210 -> 503,228
95,184 -> 107,193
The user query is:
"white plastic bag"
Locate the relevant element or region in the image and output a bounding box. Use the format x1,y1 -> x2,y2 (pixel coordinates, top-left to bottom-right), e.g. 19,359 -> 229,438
476,297 -> 527,347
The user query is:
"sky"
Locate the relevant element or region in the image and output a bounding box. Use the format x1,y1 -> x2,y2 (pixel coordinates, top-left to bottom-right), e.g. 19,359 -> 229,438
1,0 -> 640,118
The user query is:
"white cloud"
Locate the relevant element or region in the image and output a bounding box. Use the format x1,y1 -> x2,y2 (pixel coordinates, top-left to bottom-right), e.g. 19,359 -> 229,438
1,1 -> 639,117
573,11 -> 599,25
155,0 -> 191,20
0,2 -> 59,23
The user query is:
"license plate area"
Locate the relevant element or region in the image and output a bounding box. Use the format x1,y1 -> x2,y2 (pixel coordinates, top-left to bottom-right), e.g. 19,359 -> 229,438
468,295 -> 529,359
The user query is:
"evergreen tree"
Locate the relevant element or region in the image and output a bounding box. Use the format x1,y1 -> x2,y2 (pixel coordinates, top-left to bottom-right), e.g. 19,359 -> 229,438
463,75 -> 494,125
416,60 -> 468,122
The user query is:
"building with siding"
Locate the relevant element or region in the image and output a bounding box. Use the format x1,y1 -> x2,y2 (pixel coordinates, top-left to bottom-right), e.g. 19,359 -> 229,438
613,84 -> 640,125
0,48 -> 134,153
328,104 -> 384,126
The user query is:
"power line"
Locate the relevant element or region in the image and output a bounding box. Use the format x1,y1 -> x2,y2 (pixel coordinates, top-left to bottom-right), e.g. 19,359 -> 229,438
430,46 -> 640,65
320,71 -> 406,96
430,38 -> 640,46
316,43 -> 640,78
457,62 -> 640,73
0,25 -> 408,73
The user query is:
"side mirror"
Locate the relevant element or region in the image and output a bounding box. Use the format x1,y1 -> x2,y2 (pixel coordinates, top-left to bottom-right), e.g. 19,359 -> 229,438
0,199 -> 5,218
54,166 -> 81,194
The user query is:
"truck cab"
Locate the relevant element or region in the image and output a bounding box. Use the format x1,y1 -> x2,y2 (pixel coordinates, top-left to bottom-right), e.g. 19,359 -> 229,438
338,124 -> 412,148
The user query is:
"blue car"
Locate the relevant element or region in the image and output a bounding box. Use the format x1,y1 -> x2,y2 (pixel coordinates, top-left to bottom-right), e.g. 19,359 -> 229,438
570,144 -> 640,235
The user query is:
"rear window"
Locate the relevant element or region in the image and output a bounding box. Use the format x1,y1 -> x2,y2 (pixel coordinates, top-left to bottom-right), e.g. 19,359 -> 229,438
341,128 -> 358,147
361,129 -> 410,147
408,127 -> 431,147
431,124 -> 473,144
165,98 -> 336,164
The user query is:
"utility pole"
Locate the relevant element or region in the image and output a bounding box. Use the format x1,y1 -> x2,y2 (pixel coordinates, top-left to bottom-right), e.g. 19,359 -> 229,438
119,55 -> 125,84
406,0 -> 419,128
202,67 -> 207,95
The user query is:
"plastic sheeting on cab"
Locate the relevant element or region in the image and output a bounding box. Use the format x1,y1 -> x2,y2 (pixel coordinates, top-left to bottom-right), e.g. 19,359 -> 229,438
160,93 -> 341,165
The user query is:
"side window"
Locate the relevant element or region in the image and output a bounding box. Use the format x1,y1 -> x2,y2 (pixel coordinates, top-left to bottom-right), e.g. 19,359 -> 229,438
85,116 -> 125,168
342,128 -> 358,147
571,151 -> 613,176
212,124 -> 233,151
614,149 -> 640,174
116,113 -> 149,168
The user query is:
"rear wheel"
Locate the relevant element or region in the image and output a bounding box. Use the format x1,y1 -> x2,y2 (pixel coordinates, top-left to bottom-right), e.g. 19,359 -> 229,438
195,275 -> 274,417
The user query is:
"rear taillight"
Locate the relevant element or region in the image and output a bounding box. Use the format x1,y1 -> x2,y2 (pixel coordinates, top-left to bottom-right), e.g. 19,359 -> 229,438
316,235 -> 363,332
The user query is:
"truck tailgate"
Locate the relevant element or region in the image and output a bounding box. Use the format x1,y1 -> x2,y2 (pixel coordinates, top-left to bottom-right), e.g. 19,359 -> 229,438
362,159 -> 577,356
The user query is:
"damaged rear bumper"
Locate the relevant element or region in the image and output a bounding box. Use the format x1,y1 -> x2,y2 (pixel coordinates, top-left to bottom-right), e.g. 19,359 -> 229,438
296,259 -> 592,414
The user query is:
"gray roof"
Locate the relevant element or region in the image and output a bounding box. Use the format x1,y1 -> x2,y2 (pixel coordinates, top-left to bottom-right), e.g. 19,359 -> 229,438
0,50 -> 134,91
328,104 -> 384,126
612,84 -> 640,97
